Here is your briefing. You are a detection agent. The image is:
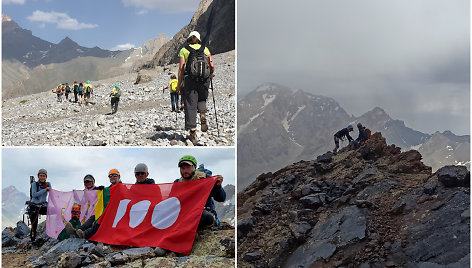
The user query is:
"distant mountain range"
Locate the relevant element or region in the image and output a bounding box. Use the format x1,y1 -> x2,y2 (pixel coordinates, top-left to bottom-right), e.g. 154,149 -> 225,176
237,83 -> 470,190
2,14 -> 168,99
2,14 -> 120,68
2,185 -> 28,229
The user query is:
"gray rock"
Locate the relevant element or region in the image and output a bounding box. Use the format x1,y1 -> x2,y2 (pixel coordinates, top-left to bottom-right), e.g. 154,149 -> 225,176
14,221 -> 30,238
122,247 -> 155,261
244,252 -> 261,262
300,193 -> 326,208
57,251 -> 82,268
437,165 -> 470,188
316,151 -> 333,163
237,218 -> 254,239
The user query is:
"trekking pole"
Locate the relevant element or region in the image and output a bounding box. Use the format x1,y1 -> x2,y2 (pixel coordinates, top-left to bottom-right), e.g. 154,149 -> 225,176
210,78 -> 220,137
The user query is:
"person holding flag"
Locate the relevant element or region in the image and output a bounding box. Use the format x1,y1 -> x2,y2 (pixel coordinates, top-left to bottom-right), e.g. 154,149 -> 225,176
175,155 -> 225,228
66,169 -> 122,239
29,168 -> 51,241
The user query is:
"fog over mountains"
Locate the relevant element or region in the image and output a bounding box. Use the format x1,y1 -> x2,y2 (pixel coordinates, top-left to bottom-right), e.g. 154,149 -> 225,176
238,83 -> 470,190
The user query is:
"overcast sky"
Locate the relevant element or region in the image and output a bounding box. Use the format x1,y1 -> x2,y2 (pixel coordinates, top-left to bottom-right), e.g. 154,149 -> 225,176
2,147 -> 235,195
238,0 -> 470,135
3,0 -> 198,50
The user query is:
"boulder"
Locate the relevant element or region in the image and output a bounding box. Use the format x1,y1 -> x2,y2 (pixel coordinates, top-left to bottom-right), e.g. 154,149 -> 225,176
437,165 -> 470,188
14,221 -> 30,238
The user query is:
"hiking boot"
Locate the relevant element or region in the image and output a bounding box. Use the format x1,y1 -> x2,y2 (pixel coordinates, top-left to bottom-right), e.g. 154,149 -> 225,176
200,114 -> 208,132
65,222 -> 78,237
189,130 -> 197,145
76,229 -> 85,239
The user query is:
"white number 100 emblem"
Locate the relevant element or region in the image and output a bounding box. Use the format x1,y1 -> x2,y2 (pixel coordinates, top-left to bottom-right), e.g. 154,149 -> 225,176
112,197 -> 181,229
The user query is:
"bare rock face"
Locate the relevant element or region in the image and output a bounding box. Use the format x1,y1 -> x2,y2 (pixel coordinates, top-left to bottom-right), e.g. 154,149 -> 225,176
237,133 -> 469,268
144,0 -> 235,68
135,70 -> 155,85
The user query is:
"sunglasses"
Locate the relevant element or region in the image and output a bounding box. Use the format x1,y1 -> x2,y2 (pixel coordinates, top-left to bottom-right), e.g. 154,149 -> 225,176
135,172 -> 147,176
108,174 -> 119,178
72,211 -> 80,216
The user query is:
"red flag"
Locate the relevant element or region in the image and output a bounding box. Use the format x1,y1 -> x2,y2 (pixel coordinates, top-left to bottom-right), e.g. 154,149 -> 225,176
89,177 -> 217,254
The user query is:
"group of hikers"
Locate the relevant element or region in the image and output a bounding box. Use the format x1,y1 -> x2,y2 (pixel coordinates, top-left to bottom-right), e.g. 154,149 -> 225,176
55,81 -> 94,105
27,155 -> 226,245
54,81 -> 122,114
333,122 -> 371,154
51,30 -> 215,144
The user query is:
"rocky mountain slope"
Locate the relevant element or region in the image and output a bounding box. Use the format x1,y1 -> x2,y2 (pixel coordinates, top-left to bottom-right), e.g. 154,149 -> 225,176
2,186 -> 28,230
144,0 -> 235,68
237,133 -> 470,267
2,50 -> 235,146
237,83 -> 470,190
3,220 -> 234,267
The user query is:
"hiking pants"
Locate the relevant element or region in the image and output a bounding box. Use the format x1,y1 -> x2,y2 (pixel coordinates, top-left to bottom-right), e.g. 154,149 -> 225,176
111,97 -> 119,113
79,215 -> 100,239
182,77 -> 209,130
170,92 -> 179,111
334,135 -> 340,151
198,210 -> 215,229
29,204 -> 47,240
74,92 -> 78,102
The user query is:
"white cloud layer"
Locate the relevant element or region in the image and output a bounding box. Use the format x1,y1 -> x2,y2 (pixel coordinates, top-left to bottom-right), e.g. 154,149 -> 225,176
3,0 -> 25,4
111,43 -> 136,51
122,0 -> 200,13
27,10 -> 98,30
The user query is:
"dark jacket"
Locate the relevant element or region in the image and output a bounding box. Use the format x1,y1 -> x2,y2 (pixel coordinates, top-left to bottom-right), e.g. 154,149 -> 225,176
334,128 -> 353,142
136,178 -> 155,184
356,127 -> 367,142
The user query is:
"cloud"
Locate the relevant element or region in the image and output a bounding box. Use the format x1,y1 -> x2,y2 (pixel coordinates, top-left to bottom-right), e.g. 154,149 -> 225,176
27,10 -> 98,30
137,10 -> 148,15
122,0 -> 200,13
111,43 -> 136,51
3,0 -> 25,4
238,0 -> 469,135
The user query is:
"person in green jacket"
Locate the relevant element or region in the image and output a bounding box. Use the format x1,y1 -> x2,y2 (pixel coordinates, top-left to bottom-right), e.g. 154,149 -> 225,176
59,203 -> 82,240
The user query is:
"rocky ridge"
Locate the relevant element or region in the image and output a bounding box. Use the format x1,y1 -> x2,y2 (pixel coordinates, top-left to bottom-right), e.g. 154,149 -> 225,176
2,221 -> 234,268
2,51 -> 235,146
145,0 -> 235,68
237,132 -> 470,267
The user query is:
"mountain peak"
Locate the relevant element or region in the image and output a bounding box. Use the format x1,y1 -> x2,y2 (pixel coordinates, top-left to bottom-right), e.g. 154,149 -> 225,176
58,37 -> 78,46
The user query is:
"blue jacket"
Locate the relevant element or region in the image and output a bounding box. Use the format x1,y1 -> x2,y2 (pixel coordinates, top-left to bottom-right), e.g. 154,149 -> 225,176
31,181 -> 51,206
356,127 -> 367,142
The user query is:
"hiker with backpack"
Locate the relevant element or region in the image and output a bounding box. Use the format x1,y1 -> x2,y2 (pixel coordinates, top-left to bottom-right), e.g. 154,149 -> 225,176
175,155 -> 225,229
28,169 -> 51,241
64,83 -> 71,101
176,31 -> 215,145
78,82 -> 84,104
66,169 -> 122,239
84,80 -> 93,105
73,81 -> 79,103
56,84 -> 63,102
110,83 -> 121,114
333,125 -> 354,154
162,74 -> 180,112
